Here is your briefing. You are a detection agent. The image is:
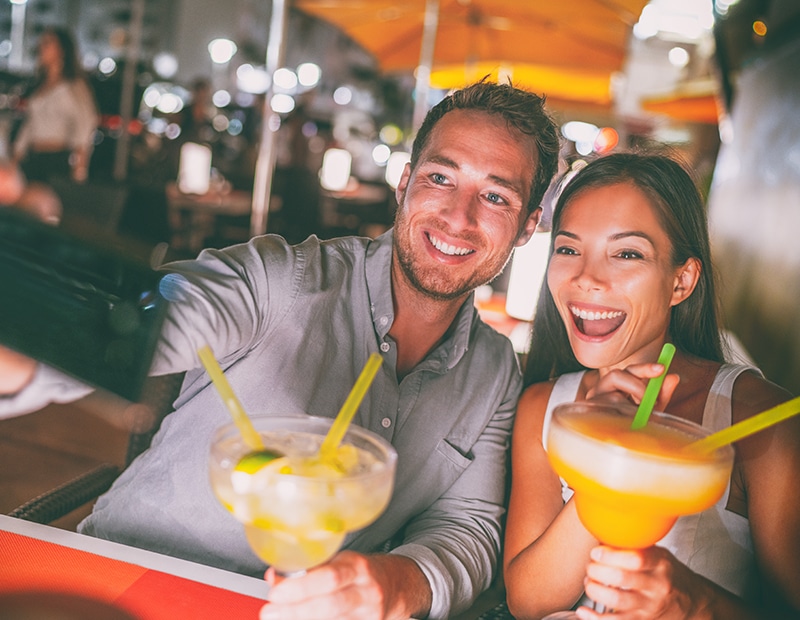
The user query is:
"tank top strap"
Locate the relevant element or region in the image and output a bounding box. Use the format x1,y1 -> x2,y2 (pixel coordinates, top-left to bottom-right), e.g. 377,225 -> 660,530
542,371 -> 585,450
702,363 -> 763,433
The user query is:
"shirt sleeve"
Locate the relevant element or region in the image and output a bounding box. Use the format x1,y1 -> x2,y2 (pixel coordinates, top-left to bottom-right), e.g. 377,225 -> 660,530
389,355 -> 521,619
68,80 -> 99,153
149,235 -> 301,375
0,363 -> 93,419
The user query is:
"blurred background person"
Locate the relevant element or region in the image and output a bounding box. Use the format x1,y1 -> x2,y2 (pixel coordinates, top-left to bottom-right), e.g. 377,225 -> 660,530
12,27 -> 99,185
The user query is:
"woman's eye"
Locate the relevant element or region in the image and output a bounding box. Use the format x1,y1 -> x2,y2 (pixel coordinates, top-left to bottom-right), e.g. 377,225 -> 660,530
618,250 -> 644,259
554,246 -> 576,256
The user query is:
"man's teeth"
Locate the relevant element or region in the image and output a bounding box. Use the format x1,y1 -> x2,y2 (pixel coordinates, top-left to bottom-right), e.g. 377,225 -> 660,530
570,307 -> 624,321
429,234 -> 472,256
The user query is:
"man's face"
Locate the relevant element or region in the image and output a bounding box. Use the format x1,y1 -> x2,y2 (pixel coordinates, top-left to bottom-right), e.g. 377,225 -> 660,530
393,109 -> 540,301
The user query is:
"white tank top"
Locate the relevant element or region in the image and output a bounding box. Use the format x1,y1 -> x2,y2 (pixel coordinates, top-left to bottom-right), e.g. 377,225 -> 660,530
543,364 -> 760,602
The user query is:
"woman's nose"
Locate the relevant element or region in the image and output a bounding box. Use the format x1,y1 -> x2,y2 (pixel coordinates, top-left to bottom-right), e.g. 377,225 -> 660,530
573,260 -> 607,291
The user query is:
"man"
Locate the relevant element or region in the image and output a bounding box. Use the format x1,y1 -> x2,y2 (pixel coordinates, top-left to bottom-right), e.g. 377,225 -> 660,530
0,80 -> 560,619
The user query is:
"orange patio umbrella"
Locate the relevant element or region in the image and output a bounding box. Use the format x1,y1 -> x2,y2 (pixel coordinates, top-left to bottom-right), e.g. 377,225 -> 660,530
295,0 -> 650,111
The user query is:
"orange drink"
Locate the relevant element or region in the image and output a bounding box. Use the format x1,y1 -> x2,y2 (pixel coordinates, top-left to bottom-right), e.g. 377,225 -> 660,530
547,401 -> 734,549
209,415 -> 397,574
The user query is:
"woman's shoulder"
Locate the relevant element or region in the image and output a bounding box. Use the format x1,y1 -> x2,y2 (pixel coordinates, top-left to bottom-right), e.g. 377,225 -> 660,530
730,366 -> 793,424
519,379 -> 555,412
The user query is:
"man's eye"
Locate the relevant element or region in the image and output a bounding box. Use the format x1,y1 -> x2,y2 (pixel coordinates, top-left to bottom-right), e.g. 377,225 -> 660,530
486,192 -> 503,204
432,173 -> 447,184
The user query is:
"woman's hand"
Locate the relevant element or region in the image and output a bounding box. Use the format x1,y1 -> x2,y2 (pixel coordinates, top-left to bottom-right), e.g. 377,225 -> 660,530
576,545 -> 707,620
586,362 -> 679,413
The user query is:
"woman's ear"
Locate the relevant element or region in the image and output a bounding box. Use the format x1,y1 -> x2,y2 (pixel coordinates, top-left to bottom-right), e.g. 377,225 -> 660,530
670,257 -> 701,307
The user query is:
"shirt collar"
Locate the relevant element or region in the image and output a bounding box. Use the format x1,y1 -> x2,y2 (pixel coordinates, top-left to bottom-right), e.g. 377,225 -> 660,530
365,228 -> 476,371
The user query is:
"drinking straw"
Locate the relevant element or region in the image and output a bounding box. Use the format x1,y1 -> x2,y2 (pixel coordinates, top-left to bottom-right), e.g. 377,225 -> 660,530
197,344 -> 264,451
687,394 -> 800,454
630,342 -> 676,430
319,352 -> 383,460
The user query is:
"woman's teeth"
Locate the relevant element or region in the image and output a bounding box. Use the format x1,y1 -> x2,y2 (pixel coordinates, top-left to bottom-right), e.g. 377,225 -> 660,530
570,307 -> 624,321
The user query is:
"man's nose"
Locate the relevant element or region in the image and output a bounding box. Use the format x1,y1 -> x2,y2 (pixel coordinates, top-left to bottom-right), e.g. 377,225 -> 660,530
439,189 -> 479,230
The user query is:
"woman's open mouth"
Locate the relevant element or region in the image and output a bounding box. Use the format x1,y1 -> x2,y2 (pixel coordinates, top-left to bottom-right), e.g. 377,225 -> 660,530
569,305 -> 626,338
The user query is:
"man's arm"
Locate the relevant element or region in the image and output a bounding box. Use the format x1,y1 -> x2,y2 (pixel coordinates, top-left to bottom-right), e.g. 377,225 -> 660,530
0,346 -> 37,395
389,366 -> 519,618
0,348 -> 93,419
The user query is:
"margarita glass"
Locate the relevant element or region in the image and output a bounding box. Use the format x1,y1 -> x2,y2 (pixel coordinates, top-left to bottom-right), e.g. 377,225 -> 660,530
543,401 -> 734,618
209,414 -> 397,575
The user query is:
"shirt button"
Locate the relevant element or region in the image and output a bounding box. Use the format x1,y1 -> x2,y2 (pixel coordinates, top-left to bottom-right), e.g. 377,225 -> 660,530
380,342 -> 390,353
379,316 -> 389,326
381,417 -> 392,428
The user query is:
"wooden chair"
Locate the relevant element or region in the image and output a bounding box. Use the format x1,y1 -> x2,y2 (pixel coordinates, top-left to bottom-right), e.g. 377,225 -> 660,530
8,373 -> 185,524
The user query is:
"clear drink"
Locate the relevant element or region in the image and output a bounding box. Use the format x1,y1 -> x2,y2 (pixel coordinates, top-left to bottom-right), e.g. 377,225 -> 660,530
209,415 -> 397,575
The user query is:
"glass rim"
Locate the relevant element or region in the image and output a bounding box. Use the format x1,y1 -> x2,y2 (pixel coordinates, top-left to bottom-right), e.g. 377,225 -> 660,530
211,413 -> 398,478
551,400 -> 735,464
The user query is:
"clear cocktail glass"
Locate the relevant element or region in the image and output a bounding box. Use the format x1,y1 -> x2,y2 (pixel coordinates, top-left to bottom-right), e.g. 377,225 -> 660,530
209,414 -> 397,576
542,401 -> 734,619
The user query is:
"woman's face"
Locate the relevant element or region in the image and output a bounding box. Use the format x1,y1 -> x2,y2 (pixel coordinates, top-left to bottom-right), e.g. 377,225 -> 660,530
37,33 -> 63,69
547,182 -> 692,372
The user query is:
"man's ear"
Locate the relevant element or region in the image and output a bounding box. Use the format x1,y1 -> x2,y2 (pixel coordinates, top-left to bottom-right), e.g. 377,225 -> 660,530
395,163 -> 411,206
670,257 -> 701,307
514,207 -> 541,247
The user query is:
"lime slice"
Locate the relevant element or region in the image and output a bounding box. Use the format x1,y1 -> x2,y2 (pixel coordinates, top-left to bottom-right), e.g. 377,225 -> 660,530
234,449 -> 284,474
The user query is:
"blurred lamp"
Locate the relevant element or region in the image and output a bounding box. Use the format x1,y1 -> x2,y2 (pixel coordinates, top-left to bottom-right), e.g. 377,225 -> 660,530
178,143 -> 212,195
270,93 -> 295,114
372,144 -> 391,165
297,63 -> 321,88
153,52 -> 178,79
212,89 -> 231,107
208,38 -> 237,64
505,231 -> 552,321
385,151 -> 410,190
273,67 -> 298,91
320,148 -> 352,191
237,64 -> 270,94
333,86 -> 352,105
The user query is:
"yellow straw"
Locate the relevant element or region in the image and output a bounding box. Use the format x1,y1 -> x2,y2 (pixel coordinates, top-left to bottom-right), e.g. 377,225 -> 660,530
687,394 -> 800,454
197,345 -> 264,451
319,353 -> 383,460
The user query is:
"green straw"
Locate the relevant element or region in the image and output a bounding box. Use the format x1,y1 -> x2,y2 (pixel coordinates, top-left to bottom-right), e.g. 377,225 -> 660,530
197,344 -> 264,451
687,395 -> 800,454
319,353 -> 383,461
630,342 -> 676,430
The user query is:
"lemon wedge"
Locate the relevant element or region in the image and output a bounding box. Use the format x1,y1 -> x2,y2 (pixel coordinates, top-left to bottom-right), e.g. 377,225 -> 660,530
234,449 -> 284,474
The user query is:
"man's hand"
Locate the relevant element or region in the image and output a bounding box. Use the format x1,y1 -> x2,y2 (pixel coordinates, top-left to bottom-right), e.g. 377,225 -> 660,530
0,346 -> 37,395
260,551 -> 432,620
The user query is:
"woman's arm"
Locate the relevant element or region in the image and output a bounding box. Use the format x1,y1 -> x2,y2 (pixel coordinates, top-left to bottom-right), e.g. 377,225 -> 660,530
734,372 -> 800,615
503,382 -> 598,619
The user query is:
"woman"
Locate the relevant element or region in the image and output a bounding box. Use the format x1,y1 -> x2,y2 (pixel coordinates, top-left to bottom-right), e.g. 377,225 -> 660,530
13,27 -> 98,184
503,153 -> 800,619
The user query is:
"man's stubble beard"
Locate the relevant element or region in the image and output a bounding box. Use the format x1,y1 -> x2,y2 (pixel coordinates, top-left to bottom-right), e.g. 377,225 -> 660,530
392,197 -> 515,303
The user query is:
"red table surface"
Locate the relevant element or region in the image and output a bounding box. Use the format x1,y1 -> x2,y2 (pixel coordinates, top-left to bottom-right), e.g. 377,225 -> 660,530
0,530 -> 266,620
